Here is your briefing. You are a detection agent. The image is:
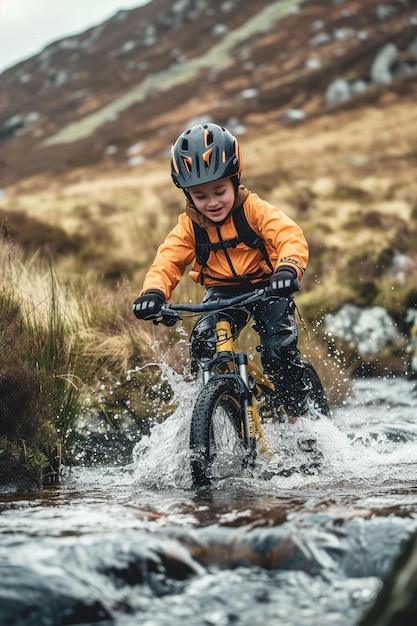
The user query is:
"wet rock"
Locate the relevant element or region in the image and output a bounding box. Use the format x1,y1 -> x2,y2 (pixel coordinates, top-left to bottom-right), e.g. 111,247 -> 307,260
405,308 -> 417,378
0,532 -> 204,625
341,517 -> 415,579
163,516 -> 415,579
359,530 -> 417,625
0,565 -> 111,626
165,525 -> 345,575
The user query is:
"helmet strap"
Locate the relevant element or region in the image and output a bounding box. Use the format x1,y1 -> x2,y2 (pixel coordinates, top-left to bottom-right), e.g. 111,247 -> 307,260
183,188 -> 194,205
231,175 -> 240,195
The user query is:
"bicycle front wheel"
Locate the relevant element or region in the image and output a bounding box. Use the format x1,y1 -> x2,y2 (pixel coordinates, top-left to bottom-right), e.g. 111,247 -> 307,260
190,377 -> 254,487
302,361 -> 331,417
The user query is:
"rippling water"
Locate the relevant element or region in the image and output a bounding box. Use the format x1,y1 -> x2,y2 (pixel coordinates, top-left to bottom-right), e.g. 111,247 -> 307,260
1,376 -> 417,626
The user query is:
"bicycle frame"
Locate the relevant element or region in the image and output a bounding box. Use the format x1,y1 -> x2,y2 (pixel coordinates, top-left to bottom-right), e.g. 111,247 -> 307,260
152,286 -> 278,456
209,318 -> 275,455
148,287 -> 330,484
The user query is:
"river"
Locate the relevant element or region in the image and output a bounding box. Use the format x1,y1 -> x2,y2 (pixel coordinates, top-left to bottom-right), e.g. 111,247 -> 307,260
1,375 -> 417,626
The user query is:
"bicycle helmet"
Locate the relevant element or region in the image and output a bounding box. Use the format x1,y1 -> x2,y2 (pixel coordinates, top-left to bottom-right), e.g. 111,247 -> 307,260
170,123 -> 242,189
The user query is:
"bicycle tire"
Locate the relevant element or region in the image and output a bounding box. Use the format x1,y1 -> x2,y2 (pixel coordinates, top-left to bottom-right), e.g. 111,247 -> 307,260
190,377 -> 254,487
302,361 -> 331,417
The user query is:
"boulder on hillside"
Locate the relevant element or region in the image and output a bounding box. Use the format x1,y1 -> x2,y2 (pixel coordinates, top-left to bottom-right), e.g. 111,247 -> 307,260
324,304 -> 403,358
370,43 -> 399,85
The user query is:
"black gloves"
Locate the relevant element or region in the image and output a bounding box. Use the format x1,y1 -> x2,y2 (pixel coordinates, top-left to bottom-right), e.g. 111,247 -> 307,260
132,290 -> 166,319
270,266 -> 299,296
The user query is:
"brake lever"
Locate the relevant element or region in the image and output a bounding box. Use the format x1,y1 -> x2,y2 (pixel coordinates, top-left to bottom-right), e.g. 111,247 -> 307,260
152,307 -> 181,327
152,315 -> 178,327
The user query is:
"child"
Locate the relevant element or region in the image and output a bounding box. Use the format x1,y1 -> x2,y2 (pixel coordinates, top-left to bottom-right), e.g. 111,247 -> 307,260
133,123 -> 310,421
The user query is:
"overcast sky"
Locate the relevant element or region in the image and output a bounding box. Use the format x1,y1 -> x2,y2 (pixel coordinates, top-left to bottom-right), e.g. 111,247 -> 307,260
0,0 -> 151,73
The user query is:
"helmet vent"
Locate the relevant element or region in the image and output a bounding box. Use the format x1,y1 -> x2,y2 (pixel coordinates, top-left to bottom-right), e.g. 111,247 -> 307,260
170,123 -> 242,188
184,156 -> 192,172
203,147 -> 213,168
205,129 -> 214,147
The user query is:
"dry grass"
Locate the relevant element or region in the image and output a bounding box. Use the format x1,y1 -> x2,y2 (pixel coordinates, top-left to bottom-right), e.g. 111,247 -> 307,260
0,89 -> 415,444
0,241 -> 170,480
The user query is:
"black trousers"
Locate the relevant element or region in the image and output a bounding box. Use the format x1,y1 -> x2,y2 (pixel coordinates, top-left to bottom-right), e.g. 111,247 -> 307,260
190,285 -> 309,417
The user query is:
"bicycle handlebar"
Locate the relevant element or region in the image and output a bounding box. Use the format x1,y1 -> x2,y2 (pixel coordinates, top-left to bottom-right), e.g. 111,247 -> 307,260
151,286 -> 273,326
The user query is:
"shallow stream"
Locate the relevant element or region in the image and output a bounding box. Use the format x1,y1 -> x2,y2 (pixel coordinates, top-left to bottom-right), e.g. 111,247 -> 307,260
1,376 -> 417,625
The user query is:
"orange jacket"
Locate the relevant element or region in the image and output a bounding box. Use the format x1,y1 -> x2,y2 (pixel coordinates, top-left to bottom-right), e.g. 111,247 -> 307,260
141,185 -> 308,299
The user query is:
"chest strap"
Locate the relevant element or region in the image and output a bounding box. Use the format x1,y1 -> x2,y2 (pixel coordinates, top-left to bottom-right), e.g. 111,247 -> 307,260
193,204 -> 274,277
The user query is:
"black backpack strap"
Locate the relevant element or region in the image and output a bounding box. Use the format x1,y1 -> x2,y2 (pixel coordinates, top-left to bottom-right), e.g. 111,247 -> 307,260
192,221 -> 211,267
192,204 -> 274,276
233,206 -> 274,273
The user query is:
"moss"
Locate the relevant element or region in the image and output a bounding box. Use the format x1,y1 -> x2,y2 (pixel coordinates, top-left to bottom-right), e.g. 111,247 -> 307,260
0,263 -> 93,488
0,437 -> 48,491
0,293 -> 58,447
349,279 -> 379,306
405,289 -> 417,309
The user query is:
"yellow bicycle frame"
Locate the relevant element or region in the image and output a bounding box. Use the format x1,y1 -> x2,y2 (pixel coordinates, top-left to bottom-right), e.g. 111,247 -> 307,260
215,320 -> 274,454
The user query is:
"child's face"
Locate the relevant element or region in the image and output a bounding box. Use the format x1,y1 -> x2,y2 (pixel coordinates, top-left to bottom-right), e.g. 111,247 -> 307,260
188,177 -> 235,222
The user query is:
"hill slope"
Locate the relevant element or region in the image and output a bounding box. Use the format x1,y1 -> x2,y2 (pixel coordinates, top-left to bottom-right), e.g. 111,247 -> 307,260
0,0 -> 416,375
0,0 -> 416,185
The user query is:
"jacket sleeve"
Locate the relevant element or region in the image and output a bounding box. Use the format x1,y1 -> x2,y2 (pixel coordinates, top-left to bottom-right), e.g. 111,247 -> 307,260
140,213 -> 196,300
245,193 -> 309,280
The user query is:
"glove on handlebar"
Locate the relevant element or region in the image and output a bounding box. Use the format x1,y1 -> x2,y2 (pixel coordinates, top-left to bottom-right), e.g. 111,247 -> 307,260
269,267 -> 299,296
133,289 -> 166,319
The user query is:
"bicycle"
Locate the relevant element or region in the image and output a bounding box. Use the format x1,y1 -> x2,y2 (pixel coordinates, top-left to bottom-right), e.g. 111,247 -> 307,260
151,287 -> 330,488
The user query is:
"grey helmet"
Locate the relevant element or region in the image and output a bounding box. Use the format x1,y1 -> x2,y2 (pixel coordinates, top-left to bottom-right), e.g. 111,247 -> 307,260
170,123 -> 242,189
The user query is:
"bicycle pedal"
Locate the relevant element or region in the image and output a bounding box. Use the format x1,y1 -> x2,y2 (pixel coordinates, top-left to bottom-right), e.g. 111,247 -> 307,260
299,461 -> 322,475
276,466 -> 298,477
260,466 -> 298,479
311,450 -> 323,461
259,469 -> 278,480
298,438 -> 318,453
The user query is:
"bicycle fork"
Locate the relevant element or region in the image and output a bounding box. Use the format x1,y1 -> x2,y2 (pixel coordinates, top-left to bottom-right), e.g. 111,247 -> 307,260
214,321 -> 270,454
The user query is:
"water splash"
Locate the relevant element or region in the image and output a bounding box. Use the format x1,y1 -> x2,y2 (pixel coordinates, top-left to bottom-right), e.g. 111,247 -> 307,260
133,363 -> 417,492
132,361 -> 200,489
